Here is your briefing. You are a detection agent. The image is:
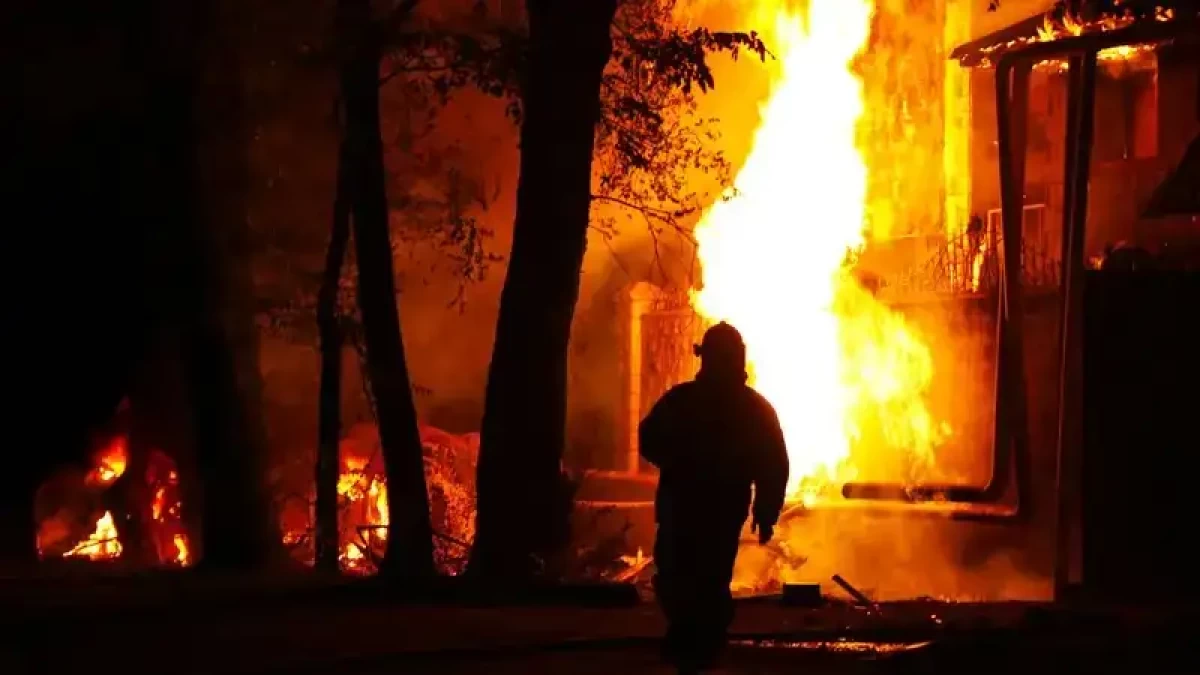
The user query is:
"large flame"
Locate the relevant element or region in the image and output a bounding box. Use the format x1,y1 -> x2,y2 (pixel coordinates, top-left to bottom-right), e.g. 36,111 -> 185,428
692,0 -> 946,500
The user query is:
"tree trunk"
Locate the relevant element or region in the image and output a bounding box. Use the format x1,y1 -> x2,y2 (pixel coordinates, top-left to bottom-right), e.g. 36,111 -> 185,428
339,0 -> 435,580
468,0 -> 619,581
315,147 -> 352,574
181,0 -> 282,571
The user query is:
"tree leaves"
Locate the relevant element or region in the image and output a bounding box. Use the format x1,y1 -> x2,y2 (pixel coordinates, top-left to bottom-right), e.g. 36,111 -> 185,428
373,0 -> 770,285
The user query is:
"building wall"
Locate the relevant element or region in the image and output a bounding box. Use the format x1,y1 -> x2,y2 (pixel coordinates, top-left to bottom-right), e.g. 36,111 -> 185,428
964,35 -> 1199,262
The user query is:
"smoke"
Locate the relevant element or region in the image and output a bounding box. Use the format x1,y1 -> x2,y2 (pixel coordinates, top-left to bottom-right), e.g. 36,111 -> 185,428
384,83 -> 519,431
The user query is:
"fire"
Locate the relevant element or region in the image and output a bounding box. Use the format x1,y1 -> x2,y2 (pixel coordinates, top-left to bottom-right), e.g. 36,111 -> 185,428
280,426 -> 477,575
691,0 -> 946,501
150,463 -> 192,567
368,478 -> 389,540
64,510 -> 123,560
172,534 -> 191,565
46,438 -> 193,567
87,436 -> 128,486
331,456 -> 390,572
974,6 -> 1178,72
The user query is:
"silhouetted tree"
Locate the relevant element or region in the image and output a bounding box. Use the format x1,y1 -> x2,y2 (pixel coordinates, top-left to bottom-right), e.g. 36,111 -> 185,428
468,0 -> 765,581
183,0 -> 286,571
315,144 -> 352,573
338,0 -> 436,579
273,0 -> 763,580
465,0 -> 623,581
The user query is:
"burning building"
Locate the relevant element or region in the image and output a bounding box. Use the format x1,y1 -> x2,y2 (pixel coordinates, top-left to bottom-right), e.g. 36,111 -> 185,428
25,0 -> 1196,600
598,0 -> 1199,601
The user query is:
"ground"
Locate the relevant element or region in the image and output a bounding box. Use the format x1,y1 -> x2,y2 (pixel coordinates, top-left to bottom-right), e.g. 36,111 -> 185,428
4,574 -> 1196,674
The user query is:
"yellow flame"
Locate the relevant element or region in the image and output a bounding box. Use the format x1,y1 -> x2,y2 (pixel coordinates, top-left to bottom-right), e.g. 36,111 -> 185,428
692,0 -> 946,500
369,479 -> 389,540
151,486 -> 167,521
173,533 -> 192,566
64,511 -> 123,560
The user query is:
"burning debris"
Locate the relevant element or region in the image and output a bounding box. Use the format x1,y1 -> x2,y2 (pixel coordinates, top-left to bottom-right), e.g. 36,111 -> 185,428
279,423 -> 478,576
612,547 -> 652,583
144,451 -> 192,567
41,405 -> 475,574
36,432 -> 192,566
63,510 -> 123,560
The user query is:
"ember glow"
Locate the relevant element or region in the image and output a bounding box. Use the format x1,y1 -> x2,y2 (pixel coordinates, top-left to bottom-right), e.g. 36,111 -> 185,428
692,0 -> 947,501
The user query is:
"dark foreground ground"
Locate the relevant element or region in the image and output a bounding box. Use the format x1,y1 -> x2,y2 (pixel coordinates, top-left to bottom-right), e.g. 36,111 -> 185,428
4,574 -> 1197,675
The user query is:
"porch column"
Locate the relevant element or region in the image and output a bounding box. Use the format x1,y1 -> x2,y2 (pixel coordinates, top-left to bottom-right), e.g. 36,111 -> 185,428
625,282 -> 656,474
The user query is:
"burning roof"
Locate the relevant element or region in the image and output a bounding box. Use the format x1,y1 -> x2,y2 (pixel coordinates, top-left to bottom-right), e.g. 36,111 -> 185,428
950,3 -> 1196,70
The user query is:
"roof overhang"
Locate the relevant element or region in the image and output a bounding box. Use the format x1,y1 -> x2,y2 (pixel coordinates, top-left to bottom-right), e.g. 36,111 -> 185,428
950,8 -> 1200,69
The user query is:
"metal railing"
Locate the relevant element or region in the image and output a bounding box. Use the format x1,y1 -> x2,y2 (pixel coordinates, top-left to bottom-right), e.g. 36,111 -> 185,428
880,205 -> 1061,302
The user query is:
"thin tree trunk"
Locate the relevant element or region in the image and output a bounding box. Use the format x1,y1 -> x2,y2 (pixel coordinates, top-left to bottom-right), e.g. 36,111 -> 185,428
315,147 -> 352,573
469,0 -> 619,582
339,0 -> 435,580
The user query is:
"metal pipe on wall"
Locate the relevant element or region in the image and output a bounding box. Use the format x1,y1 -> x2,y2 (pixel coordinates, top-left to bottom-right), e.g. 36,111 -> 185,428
1053,50 -> 1099,601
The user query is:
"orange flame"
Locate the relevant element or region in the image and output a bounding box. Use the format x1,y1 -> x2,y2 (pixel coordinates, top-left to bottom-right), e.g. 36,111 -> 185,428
691,0 -> 947,503
172,534 -> 192,566
977,6 -> 1177,72
321,456 -> 391,572
56,440 -> 193,566
87,437 -> 128,486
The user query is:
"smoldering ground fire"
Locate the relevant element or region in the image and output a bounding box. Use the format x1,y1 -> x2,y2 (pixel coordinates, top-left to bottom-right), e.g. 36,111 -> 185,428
36,407 -> 477,576
36,430 -> 193,566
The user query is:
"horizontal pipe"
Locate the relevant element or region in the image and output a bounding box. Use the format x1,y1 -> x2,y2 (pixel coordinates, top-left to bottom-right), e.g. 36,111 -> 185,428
840,483 -> 996,503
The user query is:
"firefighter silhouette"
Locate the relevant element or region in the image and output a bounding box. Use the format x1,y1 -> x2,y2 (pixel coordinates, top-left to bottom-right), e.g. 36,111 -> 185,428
640,321 -> 789,672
